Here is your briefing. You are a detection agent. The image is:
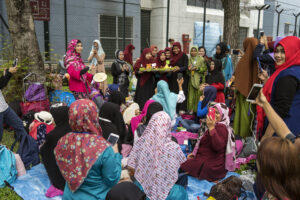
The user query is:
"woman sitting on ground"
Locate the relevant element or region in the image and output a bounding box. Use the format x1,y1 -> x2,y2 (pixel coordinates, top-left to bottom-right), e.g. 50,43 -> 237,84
128,111 -> 188,200
54,99 -> 122,199
181,103 -> 235,181
40,106 -> 71,191
202,59 -> 225,103
257,137 -> 300,200
151,79 -> 185,127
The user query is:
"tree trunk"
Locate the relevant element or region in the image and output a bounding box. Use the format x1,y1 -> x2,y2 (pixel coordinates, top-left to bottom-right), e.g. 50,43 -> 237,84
221,0 -> 240,68
5,0 -> 44,80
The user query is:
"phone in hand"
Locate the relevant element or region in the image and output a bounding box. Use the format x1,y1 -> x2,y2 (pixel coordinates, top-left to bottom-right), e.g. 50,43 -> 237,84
107,133 -> 119,146
207,107 -> 216,121
13,58 -> 18,67
231,49 -> 239,55
177,73 -> 183,80
246,84 -> 263,103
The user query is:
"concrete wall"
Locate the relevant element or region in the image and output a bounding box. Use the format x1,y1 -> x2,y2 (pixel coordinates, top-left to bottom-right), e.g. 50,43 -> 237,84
263,0 -> 300,39
0,0 -> 141,61
141,0 -> 264,51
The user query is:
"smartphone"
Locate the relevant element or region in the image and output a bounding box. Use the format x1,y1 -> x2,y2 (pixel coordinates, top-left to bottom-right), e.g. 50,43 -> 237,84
13,58 -> 18,67
260,31 -> 264,37
231,49 -> 239,55
177,73 -> 183,80
207,107 -> 216,121
246,84 -> 263,102
107,133 -> 119,145
256,57 -> 263,72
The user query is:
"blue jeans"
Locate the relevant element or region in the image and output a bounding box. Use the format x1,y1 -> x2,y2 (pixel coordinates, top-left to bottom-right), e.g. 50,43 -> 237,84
181,119 -> 200,133
0,107 -> 27,142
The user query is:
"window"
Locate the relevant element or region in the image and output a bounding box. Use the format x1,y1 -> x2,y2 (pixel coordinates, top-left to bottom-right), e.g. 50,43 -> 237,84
187,0 -> 223,10
284,23 -> 290,35
239,27 -> 248,49
99,15 -> 133,59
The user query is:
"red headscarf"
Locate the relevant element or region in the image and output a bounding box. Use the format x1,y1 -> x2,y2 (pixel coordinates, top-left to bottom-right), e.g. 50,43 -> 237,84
171,42 -> 183,66
134,48 -> 153,86
54,99 -> 109,192
150,45 -> 158,57
256,36 -> 300,137
156,50 -> 166,68
124,44 -> 135,65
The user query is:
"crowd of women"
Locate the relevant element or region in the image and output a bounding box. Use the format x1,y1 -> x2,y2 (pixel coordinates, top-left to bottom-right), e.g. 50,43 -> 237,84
35,35 -> 300,200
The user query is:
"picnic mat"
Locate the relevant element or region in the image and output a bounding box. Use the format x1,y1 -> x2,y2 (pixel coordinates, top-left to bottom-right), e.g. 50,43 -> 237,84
11,164 -> 62,200
12,164 -> 256,200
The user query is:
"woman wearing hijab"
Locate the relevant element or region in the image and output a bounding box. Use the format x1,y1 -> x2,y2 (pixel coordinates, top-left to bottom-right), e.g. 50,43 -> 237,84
54,99 -> 122,199
128,112 -> 188,200
257,36 -> 300,140
40,106 -> 71,191
152,80 -> 185,127
99,102 -> 127,151
88,39 -> 107,92
111,50 -> 130,97
124,44 -> 135,67
155,50 -> 169,82
164,47 -> 172,64
187,46 -> 207,113
181,86 -> 217,132
169,42 -> 189,111
105,182 -> 146,200
181,103 -> 234,182
150,45 -> 158,60
134,48 -> 155,109
213,42 -> 233,83
233,37 -> 260,138
108,91 -> 125,107
65,39 -> 96,99
105,84 -> 119,101
203,59 -> 225,103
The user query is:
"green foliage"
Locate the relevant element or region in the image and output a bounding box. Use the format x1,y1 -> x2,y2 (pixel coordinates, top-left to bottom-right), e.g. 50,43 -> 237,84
0,186 -> 22,200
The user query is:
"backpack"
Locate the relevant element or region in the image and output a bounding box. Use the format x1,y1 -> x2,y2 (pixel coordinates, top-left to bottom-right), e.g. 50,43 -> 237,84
206,176 -> 244,200
11,130 -> 40,170
0,145 -> 17,188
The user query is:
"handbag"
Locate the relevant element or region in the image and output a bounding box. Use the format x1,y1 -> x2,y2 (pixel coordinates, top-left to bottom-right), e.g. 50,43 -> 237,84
24,83 -> 46,102
20,99 -> 50,116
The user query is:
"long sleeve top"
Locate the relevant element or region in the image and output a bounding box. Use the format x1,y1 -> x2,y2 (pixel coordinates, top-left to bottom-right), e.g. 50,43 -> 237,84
67,66 -> 93,93
197,101 -> 208,118
62,146 -> 122,200
111,61 -> 129,84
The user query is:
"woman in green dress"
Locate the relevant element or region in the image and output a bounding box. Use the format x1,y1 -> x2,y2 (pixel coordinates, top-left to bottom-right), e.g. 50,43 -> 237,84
187,46 -> 207,113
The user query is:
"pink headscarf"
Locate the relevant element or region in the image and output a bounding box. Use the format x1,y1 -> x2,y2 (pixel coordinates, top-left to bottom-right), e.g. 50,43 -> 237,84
64,39 -> 87,81
128,111 -> 186,200
130,99 -> 155,134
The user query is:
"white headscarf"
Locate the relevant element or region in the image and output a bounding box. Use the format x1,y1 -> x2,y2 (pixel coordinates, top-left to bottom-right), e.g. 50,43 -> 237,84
89,39 -> 105,66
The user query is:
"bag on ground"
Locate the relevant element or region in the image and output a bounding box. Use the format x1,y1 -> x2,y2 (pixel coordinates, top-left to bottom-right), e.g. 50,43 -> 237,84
0,145 -> 17,188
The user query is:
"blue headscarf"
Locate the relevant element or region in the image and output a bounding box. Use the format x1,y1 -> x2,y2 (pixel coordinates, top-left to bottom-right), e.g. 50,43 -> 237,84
90,39 -> 105,66
201,86 -> 217,109
151,80 -> 178,120
108,84 -> 119,92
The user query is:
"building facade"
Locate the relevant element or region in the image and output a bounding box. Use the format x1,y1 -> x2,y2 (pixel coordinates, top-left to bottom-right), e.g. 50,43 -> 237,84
263,0 -> 300,39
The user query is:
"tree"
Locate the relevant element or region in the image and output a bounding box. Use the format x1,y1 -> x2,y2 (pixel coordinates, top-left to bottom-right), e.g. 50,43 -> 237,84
5,0 -> 44,80
221,0 -> 240,51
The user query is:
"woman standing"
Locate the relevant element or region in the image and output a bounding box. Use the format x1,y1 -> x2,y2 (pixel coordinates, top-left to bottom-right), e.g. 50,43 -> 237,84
204,60 -> 225,103
198,46 -> 210,67
128,112 -> 188,200
164,47 -> 172,64
150,45 -> 158,60
88,39 -> 107,92
111,50 -> 130,97
54,99 -> 122,199
124,44 -> 135,67
257,36 -> 300,139
213,42 -> 233,83
234,37 -> 260,138
65,39 -> 96,100
134,48 -> 155,109
155,50 -> 168,82
170,42 -> 189,111
187,46 -> 207,113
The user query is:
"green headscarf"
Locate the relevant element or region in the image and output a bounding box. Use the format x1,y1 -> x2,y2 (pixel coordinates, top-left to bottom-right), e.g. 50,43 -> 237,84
188,46 -> 206,89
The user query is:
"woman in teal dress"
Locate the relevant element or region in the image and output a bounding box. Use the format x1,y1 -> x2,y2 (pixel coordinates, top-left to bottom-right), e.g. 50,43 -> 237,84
213,42 -> 233,83
187,46 -> 207,113
127,111 -> 188,200
54,99 -> 122,200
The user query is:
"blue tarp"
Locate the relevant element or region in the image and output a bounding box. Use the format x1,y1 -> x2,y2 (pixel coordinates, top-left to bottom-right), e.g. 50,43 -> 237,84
194,22 -> 223,57
49,90 -> 75,107
11,164 -> 256,200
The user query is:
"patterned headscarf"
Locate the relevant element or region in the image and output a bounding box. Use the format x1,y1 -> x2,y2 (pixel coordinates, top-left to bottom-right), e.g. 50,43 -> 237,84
64,39 -> 87,81
54,99 -> 109,192
127,111 -> 186,200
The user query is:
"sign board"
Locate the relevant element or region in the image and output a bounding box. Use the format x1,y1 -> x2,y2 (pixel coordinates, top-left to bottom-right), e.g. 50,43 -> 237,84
30,0 -> 50,21
194,22 -> 222,57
